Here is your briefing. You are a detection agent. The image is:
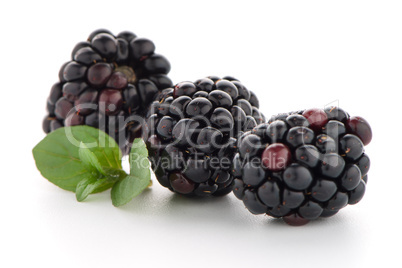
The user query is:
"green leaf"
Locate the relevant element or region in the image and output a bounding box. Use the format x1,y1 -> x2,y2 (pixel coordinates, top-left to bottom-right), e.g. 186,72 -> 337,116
33,126 -> 122,192
75,177 -> 100,202
110,138 -> 151,207
78,142 -> 106,176
76,168 -> 128,201
92,167 -> 128,194
129,138 -> 150,179
111,175 -> 150,207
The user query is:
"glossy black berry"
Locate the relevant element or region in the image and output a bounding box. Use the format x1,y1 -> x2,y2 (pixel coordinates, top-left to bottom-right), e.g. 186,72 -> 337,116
73,47 -> 103,65
48,83 -> 63,106
146,77 -> 264,197
208,90 -> 233,109
283,213 -> 310,226
55,97 -> 74,120
266,120 -> 288,143
316,134 -> 337,153
87,63 -> 113,88
157,96 -> 173,116
62,81 -> 88,101
217,137 -> 237,158
42,116 -> 52,133
356,154 -> 370,176
211,170 -> 231,183
244,116 -> 257,131
99,89 -> 124,116
65,113 -> 84,127
243,161 -> 266,187
236,99 -> 252,115
143,54 -> 171,75
71,42 -> 91,58
324,106 -> 349,122
115,38 -> 130,64
326,191 -> 349,211
123,84 -> 140,114
169,172 -> 195,194
348,180 -> 366,204
74,88 -> 98,115
210,108 -> 234,131
106,72 -> 128,89
282,189 -> 305,209
320,209 -> 339,218
231,153 -> 243,177
117,31 -> 137,42
249,91 -> 259,108
298,201 -> 323,220
43,29 -> 172,155
233,178 -> 245,199
130,38 -> 155,61
286,127 -> 315,148
258,180 -> 281,207
303,108 -> 328,132
171,119 -> 200,147
195,78 -> 214,92
215,80 -> 237,99
251,123 -> 269,140
91,33 -> 118,60
230,105 -> 247,131
196,127 -> 223,153
311,179 -> 337,202
194,182 -> 218,196
137,79 -> 159,105
340,164 -> 361,191
156,116 -> 175,141
183,159 -> 211,183
323,120 -> 346,139
213,177 -> 234,196
286,114 -> 310,128
346,116 -> 372,146
320,153 -> 345,178
87,29 -> 113,41
243,190 -> 267,215
268,205 -> 291,218
63,62 -> 87,82
170,96 -> 192,117
174,82 -> 197,98
232,81 -> 250,100
85,112 -> 106,130
339,134 -> 364,161
283,164 -> 313,191
295,145 -> 321,168
193,91 -> 209,98
238,134 -> 263,159
186,97 -> 213,117
234,107 -> 372,225
161,144 -> 184,171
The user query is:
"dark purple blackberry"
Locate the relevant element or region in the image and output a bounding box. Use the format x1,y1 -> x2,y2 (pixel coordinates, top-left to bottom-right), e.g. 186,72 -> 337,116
43,29 -> 172,154
233,107 -> 372,225
145,77 -> 264,197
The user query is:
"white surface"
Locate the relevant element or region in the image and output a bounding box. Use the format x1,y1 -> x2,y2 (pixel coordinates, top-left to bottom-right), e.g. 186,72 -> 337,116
1,1 -> 401,267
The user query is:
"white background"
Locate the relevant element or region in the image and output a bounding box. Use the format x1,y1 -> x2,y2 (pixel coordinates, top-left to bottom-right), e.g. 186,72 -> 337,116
1,1 -> 401,267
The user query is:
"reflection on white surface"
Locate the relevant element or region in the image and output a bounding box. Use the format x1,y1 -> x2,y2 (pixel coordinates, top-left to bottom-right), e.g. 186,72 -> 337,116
20,177 -> 369,268
118,182 -> 367,267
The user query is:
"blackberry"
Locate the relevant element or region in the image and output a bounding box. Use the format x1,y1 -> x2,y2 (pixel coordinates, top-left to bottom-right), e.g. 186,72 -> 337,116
145,77 -> 264,196
42,29 -> 172,154
233,107 -> 372,226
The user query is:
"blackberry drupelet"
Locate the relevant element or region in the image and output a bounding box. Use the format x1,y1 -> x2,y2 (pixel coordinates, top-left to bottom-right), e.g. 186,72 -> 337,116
145,76 -> 265,197
42,29 -> 172,154
233,107 -> 372,225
